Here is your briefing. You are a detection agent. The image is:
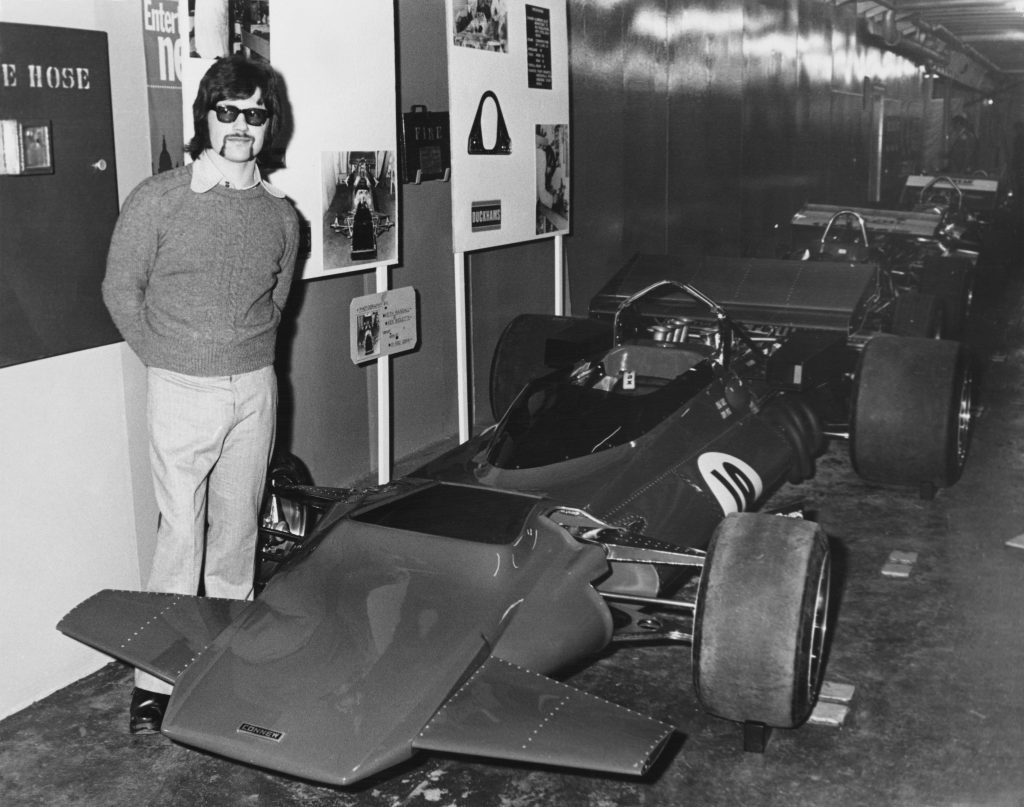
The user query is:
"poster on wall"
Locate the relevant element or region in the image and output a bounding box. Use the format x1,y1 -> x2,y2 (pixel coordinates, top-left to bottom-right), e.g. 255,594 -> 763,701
446,0 -> 570,252
179,1 -> 399,278
322,151 -> 397,271
143,0 -> 184,174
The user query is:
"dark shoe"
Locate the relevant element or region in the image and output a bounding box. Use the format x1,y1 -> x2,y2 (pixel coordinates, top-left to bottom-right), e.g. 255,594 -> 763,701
129,688 -> 170,735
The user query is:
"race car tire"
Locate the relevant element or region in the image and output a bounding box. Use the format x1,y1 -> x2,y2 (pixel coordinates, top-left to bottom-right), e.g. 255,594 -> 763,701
489,314 -> 611,422
263,452 -> 314,535
918,256 -> 975,340
692,513 -> 832,729
257,452 -> 314,591
888,292 -> 944,338
850,335 -> 973,495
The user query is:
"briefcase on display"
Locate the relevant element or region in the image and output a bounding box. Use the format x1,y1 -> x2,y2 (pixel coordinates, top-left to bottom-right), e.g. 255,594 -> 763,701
400,105 -> 450,184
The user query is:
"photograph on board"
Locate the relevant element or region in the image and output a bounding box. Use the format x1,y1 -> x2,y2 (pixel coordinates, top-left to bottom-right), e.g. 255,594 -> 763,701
189,0 -> 271,61
536,123 -> 569,234
322,150 -> 398,270
452,0 -> 508,52
355,308 -> 380,361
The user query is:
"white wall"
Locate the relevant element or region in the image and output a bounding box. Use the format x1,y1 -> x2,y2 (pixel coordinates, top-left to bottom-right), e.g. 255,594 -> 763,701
0,347 -> 142,715
0,0 -> 156,718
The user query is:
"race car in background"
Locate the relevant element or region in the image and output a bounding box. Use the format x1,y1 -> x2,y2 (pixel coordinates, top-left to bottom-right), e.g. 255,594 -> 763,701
423,253 -> 973,518
787,201 -> 978,339
898,172 -> 1017,270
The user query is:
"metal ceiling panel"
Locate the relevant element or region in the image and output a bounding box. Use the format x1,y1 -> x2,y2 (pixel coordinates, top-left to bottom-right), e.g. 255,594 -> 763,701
878,0 -> 1024,77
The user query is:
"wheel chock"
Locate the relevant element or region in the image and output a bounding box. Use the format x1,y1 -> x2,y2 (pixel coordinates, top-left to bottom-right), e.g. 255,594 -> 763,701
881,550 -> 918,578
809,680 -> 855,727
1005,534 -> 1024,551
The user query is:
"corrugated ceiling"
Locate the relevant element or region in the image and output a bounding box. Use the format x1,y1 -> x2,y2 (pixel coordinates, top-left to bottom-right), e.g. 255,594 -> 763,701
857,0 -> 1024,81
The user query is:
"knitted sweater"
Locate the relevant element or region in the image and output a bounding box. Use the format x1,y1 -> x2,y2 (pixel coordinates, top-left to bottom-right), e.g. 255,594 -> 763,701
102,163 -> 299,376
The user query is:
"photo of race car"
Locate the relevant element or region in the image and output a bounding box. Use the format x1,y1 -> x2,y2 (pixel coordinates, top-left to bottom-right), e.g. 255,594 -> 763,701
324,153 -> 396,266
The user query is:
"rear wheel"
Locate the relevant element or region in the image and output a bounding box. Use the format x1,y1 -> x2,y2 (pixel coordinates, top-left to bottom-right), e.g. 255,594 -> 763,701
851,335 -> 973,495
257,452 -> 314,591
693,513 -> 832,729
918,257 -> 975,340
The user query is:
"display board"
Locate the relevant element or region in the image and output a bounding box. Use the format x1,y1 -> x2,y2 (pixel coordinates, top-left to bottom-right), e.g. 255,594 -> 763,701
0,23 -> 122,368
446,0 -> 570,252
179,1 -> 398,279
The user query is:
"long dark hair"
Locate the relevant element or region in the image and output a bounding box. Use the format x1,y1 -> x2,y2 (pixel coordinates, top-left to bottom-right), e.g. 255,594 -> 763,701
186,53 -> 282,161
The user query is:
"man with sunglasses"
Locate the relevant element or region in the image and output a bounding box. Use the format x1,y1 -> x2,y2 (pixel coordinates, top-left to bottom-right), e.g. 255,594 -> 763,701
102,53 -> 299,735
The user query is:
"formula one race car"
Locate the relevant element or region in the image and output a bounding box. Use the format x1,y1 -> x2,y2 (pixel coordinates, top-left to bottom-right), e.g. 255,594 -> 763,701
898,172 -> 1017,270
899,172 -> 1010,226
60,478 -> 829,785
787,202 -> 978,338
57,257 -> 971,786
431,253 -> 974,505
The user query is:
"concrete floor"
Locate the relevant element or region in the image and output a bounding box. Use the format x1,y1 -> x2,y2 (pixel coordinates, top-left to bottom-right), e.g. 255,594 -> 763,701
3,264 -> 1024,806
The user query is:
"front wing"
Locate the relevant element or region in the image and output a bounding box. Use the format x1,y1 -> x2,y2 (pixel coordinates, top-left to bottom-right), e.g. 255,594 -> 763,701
57,587 -> 674,784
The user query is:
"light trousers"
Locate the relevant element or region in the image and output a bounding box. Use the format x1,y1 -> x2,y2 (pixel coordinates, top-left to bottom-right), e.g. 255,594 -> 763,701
135,366 -> 276,694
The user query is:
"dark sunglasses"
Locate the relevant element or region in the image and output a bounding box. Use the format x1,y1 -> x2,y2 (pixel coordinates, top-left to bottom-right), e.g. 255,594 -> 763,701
212,104 -> 271,126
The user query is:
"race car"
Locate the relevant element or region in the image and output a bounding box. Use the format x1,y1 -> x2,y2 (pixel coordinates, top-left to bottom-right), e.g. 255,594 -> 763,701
60,477 -> 830,785
787,202 -> 978,338
424,253 -> 974,505
57,259 -> 971,786
899,172 -> 1010,226
898,172 -> 1017,270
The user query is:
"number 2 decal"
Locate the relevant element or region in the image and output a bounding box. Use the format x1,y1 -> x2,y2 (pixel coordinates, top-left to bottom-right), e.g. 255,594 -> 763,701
697,452 -> 764,515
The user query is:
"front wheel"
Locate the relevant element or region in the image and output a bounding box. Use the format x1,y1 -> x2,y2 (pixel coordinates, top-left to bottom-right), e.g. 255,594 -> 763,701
693,513 -> 832,729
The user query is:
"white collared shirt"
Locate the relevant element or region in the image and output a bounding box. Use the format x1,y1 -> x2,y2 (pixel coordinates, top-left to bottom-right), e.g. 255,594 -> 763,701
190,150 -> 286,198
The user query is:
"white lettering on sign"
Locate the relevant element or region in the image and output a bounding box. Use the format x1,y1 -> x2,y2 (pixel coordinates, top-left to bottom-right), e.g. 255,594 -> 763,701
697,452 -> 763,515
1,64 -> 92,90
144,0 -> 179,34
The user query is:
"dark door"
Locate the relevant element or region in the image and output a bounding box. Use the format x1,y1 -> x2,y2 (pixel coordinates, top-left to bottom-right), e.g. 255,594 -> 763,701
0,23 -> 121,368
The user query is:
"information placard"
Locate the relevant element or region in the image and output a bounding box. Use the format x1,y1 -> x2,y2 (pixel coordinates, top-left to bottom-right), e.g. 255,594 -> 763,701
349,286 -> 418,364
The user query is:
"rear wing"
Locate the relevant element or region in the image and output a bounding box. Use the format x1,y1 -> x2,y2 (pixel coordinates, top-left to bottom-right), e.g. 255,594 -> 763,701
791,203 -> 943,239
589,253 -> 875,334
900,174 -> 1003,212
